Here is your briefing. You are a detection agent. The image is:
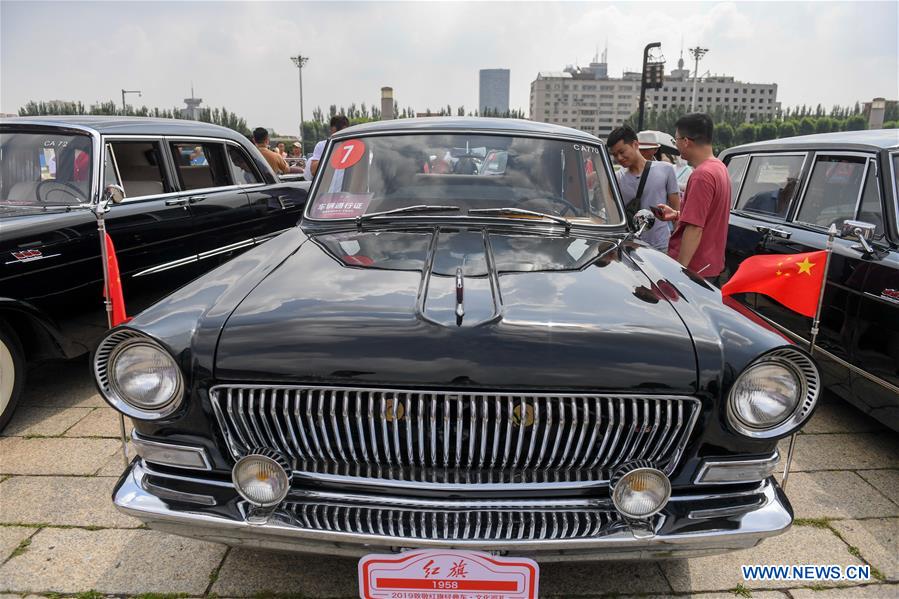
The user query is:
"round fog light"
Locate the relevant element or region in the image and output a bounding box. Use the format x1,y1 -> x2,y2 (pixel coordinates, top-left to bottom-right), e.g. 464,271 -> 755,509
611,463 -> 671,519
232,452 -> 291,507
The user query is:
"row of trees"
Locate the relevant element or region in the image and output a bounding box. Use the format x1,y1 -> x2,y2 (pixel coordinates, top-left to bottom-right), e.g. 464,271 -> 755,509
628,103 -> 895,154
17,100 -> 251,136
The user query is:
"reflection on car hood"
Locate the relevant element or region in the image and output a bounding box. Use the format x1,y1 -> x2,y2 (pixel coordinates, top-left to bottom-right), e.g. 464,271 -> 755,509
215,227 -> 697,393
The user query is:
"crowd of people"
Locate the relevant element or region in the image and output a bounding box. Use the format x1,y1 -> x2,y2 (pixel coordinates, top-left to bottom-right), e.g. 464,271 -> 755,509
608,113 -> 731,286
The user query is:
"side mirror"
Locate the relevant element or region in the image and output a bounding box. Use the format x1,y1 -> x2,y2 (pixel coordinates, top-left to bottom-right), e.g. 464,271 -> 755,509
840,219 -> 877,254
633,209 -> 656,239
103,184 -> 125,205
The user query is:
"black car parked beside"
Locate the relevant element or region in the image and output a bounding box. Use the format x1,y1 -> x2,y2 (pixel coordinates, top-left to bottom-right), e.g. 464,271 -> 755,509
0,117 -> 309,429
721,129 -> 899,430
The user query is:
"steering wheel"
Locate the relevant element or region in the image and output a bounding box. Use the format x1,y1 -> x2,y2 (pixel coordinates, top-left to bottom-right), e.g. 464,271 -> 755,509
539,195 -> 584,217
35,179 -> 88,205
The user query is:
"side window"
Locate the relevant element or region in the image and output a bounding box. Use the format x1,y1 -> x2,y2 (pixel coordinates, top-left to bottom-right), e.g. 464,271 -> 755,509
726,155 -> 750,207
104,143 -> 122,187
170,142 -> 233,191
795,156 -> 867,229
735,154 -> 805,219
856,161 -> 884,238
227,145 -> 262,185
108,140 -> 170,199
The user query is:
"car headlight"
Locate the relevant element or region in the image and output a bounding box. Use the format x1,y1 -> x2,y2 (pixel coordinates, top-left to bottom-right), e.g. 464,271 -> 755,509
94,330 -> 184,420
727,347 -> 820,438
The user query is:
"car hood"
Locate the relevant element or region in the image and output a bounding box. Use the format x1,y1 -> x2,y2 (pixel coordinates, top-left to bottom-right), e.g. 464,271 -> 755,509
215,227 -> 698,393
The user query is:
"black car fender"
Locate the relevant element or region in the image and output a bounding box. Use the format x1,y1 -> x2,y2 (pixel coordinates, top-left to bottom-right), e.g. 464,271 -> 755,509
0,297 -> 83,361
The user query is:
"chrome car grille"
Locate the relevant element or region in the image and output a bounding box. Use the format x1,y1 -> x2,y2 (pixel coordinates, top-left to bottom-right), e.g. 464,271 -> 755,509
279,502 -> 634,541
211,385 -> 700,486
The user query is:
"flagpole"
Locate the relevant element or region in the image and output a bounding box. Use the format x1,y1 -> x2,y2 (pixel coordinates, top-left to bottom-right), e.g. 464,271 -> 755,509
94,192 -> 130,468
782,224 -> 838,490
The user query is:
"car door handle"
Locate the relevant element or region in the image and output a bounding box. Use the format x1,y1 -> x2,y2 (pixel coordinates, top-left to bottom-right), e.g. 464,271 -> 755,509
165,197 -> 189,206
756,225 -> 791,239
188,195 -> 208,204
276,195 -> 295,210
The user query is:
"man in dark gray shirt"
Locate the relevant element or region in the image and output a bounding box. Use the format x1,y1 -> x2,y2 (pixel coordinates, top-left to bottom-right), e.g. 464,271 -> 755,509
607,126 -> 680,251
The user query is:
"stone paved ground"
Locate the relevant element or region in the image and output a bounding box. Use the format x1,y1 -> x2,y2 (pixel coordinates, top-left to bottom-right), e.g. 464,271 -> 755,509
1,358 -> 897,598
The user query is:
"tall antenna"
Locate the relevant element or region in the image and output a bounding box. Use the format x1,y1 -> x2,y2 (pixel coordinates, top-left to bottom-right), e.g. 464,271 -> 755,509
602,38 -> 608,64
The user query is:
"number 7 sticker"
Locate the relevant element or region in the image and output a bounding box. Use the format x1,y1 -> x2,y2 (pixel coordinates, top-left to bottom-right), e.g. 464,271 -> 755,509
330,139 -> 366,170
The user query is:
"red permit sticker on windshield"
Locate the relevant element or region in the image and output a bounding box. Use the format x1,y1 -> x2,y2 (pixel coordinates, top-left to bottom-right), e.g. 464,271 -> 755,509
310,192 -> 372,219
331,139 -> 366,170
358,550 -> 538,599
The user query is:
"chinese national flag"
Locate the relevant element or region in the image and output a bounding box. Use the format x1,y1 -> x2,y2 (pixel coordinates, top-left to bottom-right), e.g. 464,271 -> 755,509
721,250 -> 827,318
103,232 -> 130,327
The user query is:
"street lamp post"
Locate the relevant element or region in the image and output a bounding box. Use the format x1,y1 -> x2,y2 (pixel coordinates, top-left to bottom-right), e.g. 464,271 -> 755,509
688,47 -> 708,112
290,55 -> 309,153
638,42 -> 664,131
121,89 -> 142,115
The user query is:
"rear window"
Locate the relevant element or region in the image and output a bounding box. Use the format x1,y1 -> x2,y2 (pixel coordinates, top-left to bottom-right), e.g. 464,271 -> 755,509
170,142 -> 232,190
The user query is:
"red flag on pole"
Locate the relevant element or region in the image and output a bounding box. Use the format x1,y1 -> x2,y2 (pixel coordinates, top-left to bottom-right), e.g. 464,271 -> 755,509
721,250 -> 827,318
103,232 -> 130,326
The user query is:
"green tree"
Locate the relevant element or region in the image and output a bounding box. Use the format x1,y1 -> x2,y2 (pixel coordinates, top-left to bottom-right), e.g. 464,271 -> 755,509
846,115 -> 867,131
735,123 -> 757,145
714,122 -> 734,148
757,122 -> 778,141
815,118 -> 833,134
778,121 -> 797,138
798,117 -> 816,135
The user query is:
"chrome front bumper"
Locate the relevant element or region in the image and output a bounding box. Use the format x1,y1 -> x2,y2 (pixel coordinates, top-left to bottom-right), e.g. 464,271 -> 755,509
114,460 -> 793,561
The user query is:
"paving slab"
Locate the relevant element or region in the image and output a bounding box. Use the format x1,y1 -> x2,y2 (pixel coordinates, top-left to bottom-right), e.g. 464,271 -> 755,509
787,471 -> 899,519
791,584 -> 899,598
0,437 -> 120,475
0,525 -> 35,562
802,401 -> 886,434
212,548 -> 359,597
660,525 -> 864,592
0,407 -> 93,437
539,561 -> 671,596
0,476 -> 141,528
64,408 -> 129,438
93,442 -> 134,476
24,359 -> 107,409
858,470 -> 899,507
0,528 -> 226,594
832,518 -> 899,582
618,594 -> 788,599
778,433 -> 899,472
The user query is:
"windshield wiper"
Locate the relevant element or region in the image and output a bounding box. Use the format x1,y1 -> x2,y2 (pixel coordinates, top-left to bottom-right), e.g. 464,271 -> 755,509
356,205 -> 459,228
468,207 -> 570,232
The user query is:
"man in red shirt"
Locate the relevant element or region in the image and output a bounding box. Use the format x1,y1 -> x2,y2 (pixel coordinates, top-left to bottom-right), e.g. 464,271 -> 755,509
655,113 -> 731,284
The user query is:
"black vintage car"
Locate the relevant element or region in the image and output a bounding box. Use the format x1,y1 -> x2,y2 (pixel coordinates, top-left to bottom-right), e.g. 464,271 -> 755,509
98,117 -> 820,560
721,130 -> 899,431
0,117 -> 309,429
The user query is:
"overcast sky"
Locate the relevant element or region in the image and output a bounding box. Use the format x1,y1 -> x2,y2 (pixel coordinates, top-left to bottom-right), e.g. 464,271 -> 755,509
2,1 -> 896,135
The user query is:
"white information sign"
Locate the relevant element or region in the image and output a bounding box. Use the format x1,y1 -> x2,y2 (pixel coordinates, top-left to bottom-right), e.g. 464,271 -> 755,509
358,549 -> 539,599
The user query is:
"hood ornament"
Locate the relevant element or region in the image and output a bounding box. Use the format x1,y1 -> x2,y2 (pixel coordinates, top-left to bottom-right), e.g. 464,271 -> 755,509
455,267 -> 465,326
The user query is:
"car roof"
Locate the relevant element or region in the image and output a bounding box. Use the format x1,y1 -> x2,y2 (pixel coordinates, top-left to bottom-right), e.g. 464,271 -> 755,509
332,117 -> 603,143
721,129 -> 899,156
0,115 -> 250,143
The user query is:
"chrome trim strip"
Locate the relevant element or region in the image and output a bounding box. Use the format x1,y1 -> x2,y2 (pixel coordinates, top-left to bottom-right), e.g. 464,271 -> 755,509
143,480 -> 216,506
865,291 -> 899,306
198,238 -> 255,260
132,430 -> 212,471
132,254 -> 198,278
694,452 -> 780,485
748,308 -> 899,395
688,497 -> 766,520
115,462 -> 793,559
292,470 -> 610,493
255,227 -> 292,244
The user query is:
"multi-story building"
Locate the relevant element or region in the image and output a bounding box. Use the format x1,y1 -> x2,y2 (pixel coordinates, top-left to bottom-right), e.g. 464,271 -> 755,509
479,69 -> 510,115
530,53 -> 780,138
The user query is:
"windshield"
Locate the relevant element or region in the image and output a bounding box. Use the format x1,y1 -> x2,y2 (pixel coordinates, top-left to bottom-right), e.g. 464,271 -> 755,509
0,131 -> 93,209
307,133 -> 623,226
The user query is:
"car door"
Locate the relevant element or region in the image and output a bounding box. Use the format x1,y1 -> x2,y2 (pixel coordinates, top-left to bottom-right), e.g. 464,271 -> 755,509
848,150 -> 899,428
102,138 -> 201,314
236,143 -> 308,244
723,152 -> 809,310
167,139 -> 256,268
755,152 -> 875,396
